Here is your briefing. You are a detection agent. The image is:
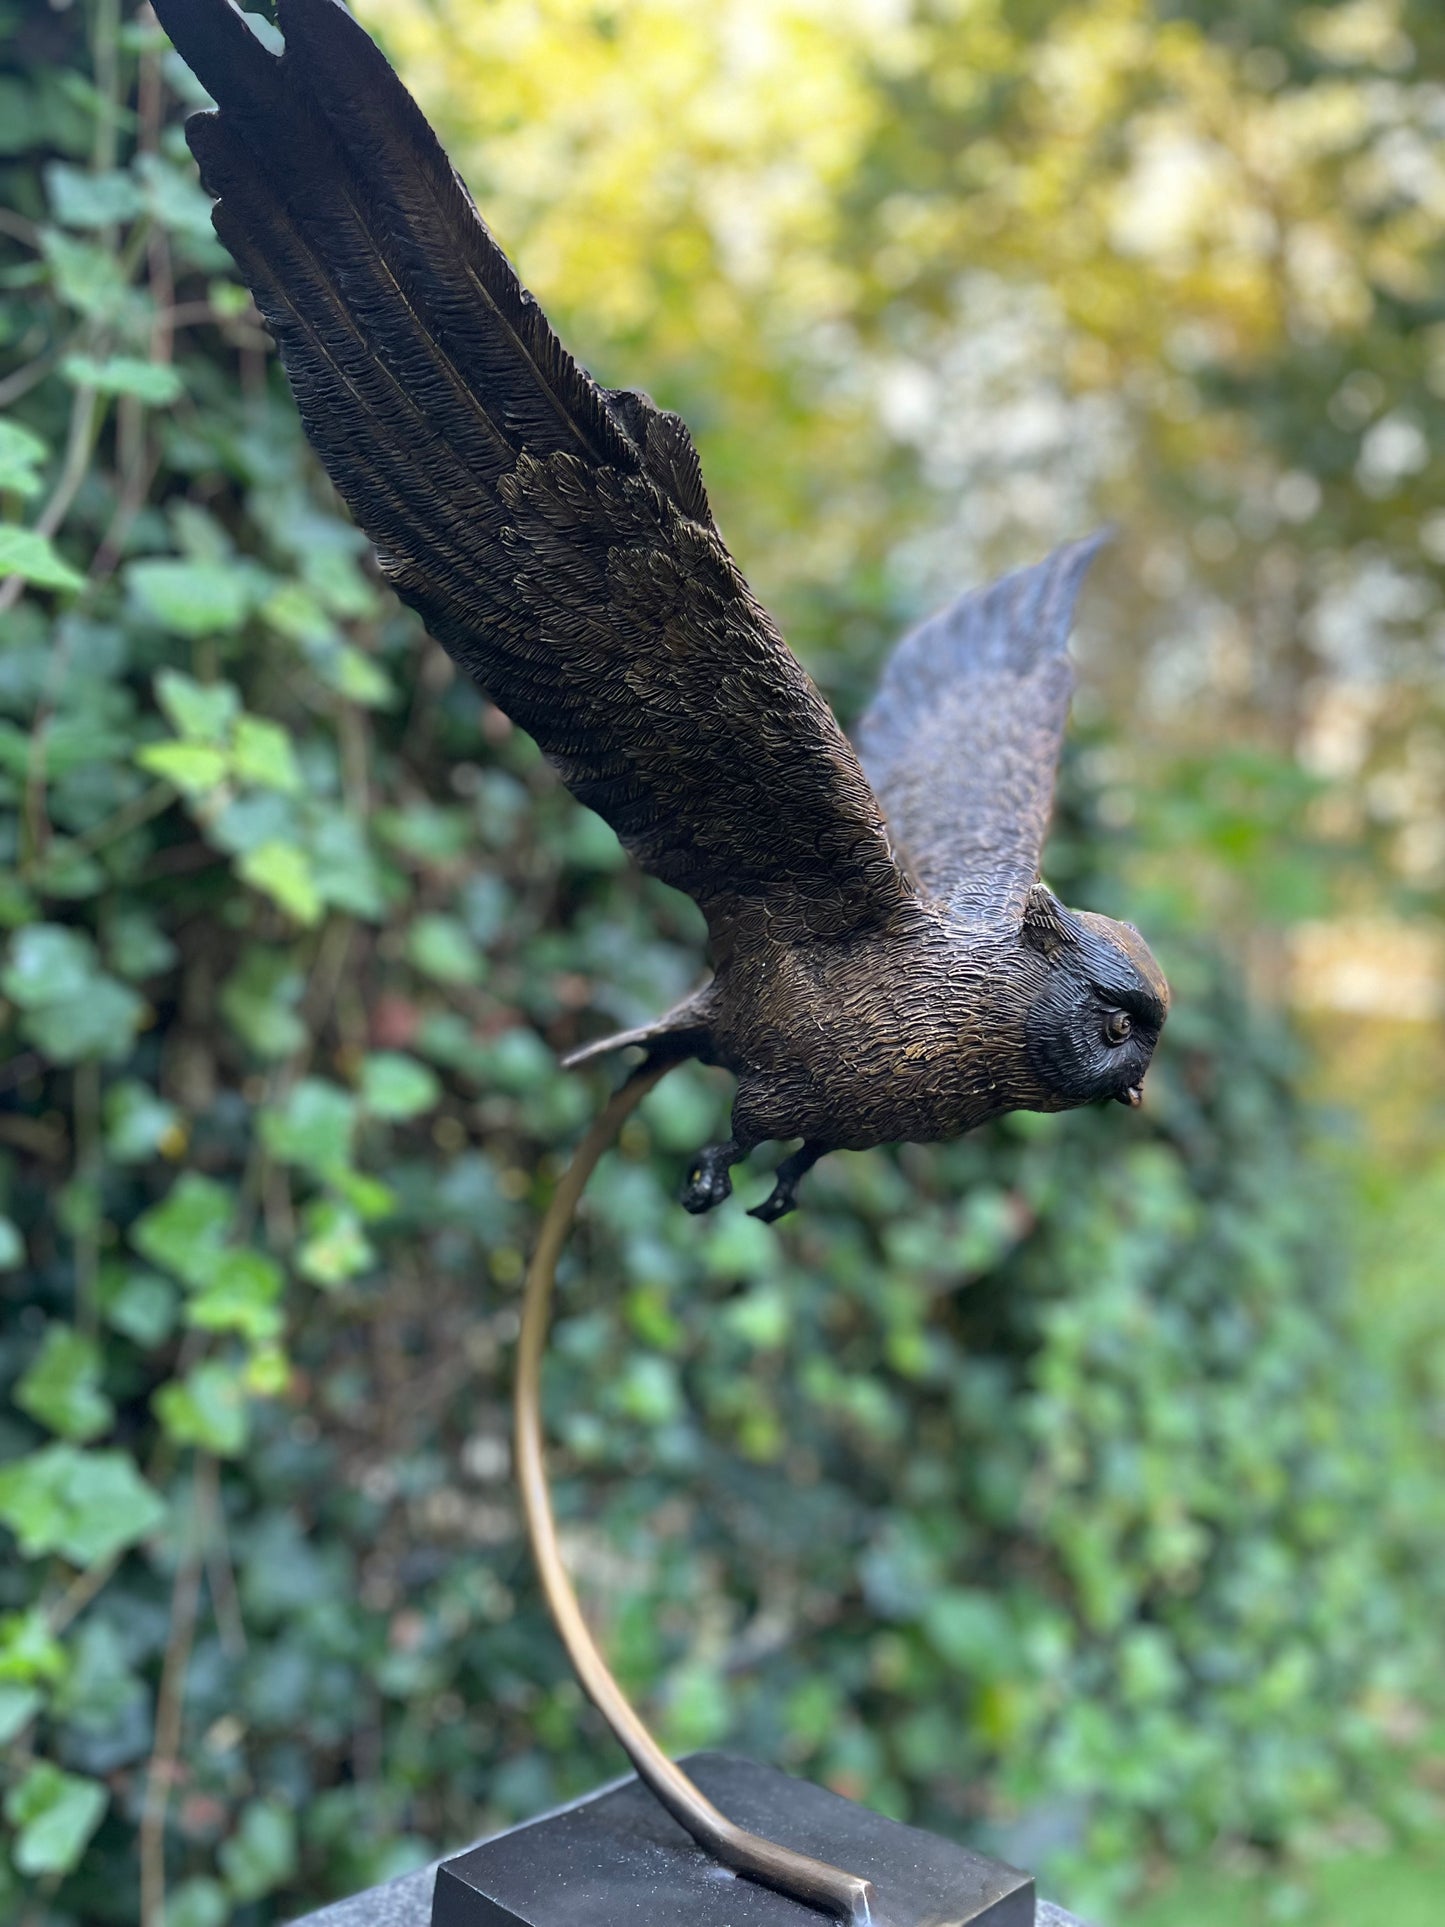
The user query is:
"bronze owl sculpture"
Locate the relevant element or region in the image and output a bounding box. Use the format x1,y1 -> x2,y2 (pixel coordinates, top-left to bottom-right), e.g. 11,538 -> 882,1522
156,0 -> 1169,1224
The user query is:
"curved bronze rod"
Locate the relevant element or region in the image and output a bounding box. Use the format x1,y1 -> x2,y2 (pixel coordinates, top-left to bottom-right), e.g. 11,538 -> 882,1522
514,1062 -> 876,1924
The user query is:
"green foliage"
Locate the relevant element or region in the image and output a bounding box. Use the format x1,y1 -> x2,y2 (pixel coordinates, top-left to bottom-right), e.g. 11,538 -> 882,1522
0,4 -> 1440,1926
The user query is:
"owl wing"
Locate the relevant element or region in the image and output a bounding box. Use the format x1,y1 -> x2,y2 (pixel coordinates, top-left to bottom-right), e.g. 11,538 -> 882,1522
153,0 -> 913,949
855,535 -> 1108,933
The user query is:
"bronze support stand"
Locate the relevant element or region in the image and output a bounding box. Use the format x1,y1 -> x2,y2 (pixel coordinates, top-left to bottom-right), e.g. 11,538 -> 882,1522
513,1064 -> 876,1925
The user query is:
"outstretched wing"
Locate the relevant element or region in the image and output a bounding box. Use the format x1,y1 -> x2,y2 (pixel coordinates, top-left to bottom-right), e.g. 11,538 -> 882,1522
856,534 -> 1107,932
153,0 -> 911,948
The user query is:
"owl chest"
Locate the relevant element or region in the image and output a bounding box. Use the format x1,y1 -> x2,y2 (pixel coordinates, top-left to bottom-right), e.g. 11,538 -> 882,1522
721,939 -> 1013,1148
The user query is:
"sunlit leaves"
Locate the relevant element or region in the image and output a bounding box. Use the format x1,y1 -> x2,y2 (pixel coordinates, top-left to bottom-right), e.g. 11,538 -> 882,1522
4,1763 -> 107,1878
405,912 -> 485,985
259,1078 -> 356,1181
235,839 -> 322,923
0,924 -> 145,1063
0,527 -> 84,593
132,1173 -> 232,1287
127,557 -> 259,637
44,160 -> 142,228
218,1800 -> 297,1904
0,1446 -> 165,1566
297,1199 -> 374,1287
0,423 -> 49,499
61,353 -> 185,405
14,1327 -> 113,1443
155,669 -> 240,742
104,1079 -> 183,1162
0,1219 -> 22,1270
359,1051 -> 441,1121
153,1361 -> 250,1457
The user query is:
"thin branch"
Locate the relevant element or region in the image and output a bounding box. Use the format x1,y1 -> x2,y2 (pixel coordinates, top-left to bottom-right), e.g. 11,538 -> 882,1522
47,1551 -> 120,1637
139,1462 -> 207,1927
0,206 -> 39,246
0,382 -> 103,626
0,348 -> 61,410
72,1060 -> 101,1339
197,1453 -> 247,1660
74,780 -> 174,855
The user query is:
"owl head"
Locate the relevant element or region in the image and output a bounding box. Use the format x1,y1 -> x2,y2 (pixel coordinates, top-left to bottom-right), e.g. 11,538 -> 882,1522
1018,885 -> 1169,1112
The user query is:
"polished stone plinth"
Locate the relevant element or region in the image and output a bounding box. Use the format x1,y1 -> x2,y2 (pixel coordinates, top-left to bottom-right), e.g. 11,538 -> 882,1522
290,1757 -> 1091,1927
435,1753 -> 1032,1927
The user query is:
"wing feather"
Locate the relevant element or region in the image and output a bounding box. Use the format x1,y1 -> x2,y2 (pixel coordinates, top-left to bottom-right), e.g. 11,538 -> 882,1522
857,534 -> 1108,931
153,0 -> 911,946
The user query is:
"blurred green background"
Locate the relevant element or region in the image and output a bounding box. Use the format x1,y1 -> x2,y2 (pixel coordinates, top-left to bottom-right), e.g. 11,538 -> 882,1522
1,1 -> 1442,1922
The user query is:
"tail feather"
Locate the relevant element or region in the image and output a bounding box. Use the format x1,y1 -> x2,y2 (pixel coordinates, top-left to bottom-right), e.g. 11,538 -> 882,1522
561,990 -> 715,1071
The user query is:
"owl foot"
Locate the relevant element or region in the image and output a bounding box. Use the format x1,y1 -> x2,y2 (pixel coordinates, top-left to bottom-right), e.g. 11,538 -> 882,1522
679,1141 -> 740,1214
747,1141 -> 825,1223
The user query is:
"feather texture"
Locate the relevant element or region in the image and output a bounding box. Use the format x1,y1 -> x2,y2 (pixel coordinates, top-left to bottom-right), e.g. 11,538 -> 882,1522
858,533 -> 1109,931
151,0 -> 913,948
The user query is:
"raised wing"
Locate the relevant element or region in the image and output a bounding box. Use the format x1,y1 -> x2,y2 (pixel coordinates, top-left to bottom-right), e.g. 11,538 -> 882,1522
856,534 -> 1107,932
153,0 -> 912,948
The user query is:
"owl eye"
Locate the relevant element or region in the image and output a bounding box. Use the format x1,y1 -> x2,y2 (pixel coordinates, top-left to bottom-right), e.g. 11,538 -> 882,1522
1103,1009 -> 1132,1045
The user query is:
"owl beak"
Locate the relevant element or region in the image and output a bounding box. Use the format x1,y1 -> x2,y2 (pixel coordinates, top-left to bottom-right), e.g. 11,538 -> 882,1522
1116,1083 -> 1144,1108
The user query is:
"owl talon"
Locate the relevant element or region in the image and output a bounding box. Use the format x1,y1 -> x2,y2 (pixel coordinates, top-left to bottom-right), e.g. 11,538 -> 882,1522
746,1140 -> 826,1224
747,1186 -> 796,1224
679,1142 -> 738,1214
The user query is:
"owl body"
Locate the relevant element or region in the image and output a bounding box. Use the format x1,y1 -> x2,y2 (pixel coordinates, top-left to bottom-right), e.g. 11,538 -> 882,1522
155,0 -> 1169,1222
703,920 -> 1028,1151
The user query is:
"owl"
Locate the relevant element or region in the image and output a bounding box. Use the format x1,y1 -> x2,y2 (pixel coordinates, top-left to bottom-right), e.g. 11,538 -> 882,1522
155,0 -> 1168,1221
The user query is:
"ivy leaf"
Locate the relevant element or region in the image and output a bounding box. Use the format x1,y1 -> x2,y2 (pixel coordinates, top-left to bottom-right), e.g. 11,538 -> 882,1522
154,668 -> 240,743
22,974 -> 146,1065
167,1879 -> 229,1927
104,1078 -> 182,1162
98,1265 -> 177,1349
297,1199 -> 374,1288
61,352 -> 184,405
0,421 -> 49,499
219,947 -> 307,1058
50,1617 -> 145,1732
4,1762 -> 108,1877
231,714 -> 301,792
330,1167 -> 396,1222
0,1216 -> 23,1270
0,1612 -> 68,1685
14,1326 -> 113,1442
0,1684 -> 41,1744
153,1361 -> 249,1458
0,1444 -> 166,1565
260,1078 -> 356,1179
309,808 -> 387,919
186,1248 -> 284,1341
2,927 -> 147,1061
237,839 -> 322,924
44,160 -> 142,228
105,908 -> 178,982
313,640 -> 397,708
3,924 -> 104,1006
132,1172 -> 233,1288
406,913 -> 484,986
359,1051 -> 441,1121
135,151 -> 221,247
220,1799 -> 298,1904
0,525 -> 84,592
39,227 -> 128,317
126,556 -> 257,637
135,739 -> 229,794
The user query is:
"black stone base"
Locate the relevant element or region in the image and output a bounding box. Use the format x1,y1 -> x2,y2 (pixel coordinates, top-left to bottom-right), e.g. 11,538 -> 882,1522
432,1752 -> 1034,1927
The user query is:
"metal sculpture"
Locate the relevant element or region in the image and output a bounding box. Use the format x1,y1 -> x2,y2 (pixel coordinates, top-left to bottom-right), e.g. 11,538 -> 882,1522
155,2 -> 1169,1919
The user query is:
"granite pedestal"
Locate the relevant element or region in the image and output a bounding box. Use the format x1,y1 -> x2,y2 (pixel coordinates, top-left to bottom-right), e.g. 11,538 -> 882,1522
290,1757 -> 1091,1927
